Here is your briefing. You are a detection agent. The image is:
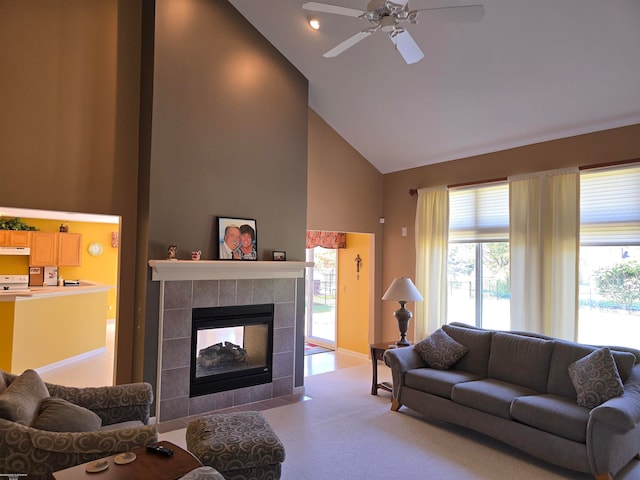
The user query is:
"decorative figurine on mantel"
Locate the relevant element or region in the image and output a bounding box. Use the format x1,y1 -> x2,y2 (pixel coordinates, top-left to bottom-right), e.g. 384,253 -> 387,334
168,244 -> 178,260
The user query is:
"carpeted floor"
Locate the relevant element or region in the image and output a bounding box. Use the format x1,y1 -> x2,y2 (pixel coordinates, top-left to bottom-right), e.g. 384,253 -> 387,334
160,363 -> 640,480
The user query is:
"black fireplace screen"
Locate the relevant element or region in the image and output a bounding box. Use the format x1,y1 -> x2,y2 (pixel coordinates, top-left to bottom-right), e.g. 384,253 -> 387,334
190,303 -> 274,397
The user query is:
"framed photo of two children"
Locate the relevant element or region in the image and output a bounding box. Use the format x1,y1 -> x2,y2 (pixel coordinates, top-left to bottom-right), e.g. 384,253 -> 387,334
217,217 -> 257,260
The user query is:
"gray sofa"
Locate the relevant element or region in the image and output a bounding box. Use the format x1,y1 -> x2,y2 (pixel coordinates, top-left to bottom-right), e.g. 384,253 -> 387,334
383,322 -> 640,479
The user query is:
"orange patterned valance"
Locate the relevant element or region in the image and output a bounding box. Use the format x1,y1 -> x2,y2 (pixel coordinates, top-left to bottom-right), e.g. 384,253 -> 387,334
306,231 -> 347,249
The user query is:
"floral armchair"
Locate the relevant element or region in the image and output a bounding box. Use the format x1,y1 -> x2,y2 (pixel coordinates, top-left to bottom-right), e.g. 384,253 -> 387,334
0,369 -> 157,479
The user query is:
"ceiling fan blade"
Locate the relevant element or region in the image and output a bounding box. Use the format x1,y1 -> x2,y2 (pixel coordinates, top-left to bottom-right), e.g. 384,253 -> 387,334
414,4 -> 485,22
391,30 -> 424,64
302,2 -> 365,18
324,30 -> 373,57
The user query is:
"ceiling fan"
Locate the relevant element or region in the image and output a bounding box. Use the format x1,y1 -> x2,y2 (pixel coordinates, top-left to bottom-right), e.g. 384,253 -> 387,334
302,0 -> 484,64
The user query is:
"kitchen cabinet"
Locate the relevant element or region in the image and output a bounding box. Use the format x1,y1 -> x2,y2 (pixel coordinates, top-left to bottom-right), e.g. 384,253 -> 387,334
58,233 -> 82,266
29,232 -> 82,266
29,232 -> 57,266
0,230 -> 31,247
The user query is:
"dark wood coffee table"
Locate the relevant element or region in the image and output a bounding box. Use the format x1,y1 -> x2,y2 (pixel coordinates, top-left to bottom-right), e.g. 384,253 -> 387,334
52,441 -> 202,480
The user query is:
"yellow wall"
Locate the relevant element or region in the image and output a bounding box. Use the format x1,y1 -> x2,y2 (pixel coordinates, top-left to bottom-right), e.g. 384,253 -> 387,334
0,219 -> 119,318
337,233 -> 373,355
0,303 -> 16,371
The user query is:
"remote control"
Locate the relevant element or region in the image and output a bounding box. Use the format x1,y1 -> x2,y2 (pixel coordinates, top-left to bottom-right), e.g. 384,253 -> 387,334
146,445 -> 174,457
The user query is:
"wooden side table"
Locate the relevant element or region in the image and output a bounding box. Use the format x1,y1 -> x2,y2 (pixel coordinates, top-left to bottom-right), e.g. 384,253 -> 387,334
52,441 -> 202,480
369,341 -> 408,395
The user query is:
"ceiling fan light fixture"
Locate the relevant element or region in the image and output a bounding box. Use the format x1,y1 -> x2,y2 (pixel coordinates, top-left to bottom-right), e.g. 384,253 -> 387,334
308,17 -> 321,30
380,15 -> 395,32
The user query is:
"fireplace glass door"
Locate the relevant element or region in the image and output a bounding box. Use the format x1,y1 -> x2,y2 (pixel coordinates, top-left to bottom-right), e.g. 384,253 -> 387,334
190,303 -> 274,397
195,324 -> 269,378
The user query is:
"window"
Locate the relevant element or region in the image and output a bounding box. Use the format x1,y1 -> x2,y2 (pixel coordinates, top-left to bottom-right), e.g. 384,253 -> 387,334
448,183 -> 510,329
578,165 -> 640,348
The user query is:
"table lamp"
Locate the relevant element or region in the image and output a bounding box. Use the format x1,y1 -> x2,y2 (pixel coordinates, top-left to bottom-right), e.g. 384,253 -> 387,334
382,277 -> 424,346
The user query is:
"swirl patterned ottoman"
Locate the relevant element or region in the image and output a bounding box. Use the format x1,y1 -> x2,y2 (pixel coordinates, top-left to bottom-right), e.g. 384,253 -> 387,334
186,411 -> 285,480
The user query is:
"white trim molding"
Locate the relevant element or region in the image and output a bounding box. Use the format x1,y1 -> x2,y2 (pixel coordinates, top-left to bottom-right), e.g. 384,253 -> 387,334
148,260 -> 313,281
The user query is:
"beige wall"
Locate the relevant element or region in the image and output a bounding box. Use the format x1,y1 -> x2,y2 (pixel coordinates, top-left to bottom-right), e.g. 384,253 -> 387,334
307,110 -> 384,234
0,1 -> 142,384
382,124 -> 640,342
307,109 -> 385,342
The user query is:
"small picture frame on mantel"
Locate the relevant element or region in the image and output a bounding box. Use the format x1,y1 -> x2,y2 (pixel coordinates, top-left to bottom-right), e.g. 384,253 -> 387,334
272,251 -> 286,261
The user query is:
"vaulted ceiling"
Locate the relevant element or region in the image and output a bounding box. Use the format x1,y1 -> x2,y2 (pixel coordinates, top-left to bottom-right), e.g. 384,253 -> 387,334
229,0 -> 640,173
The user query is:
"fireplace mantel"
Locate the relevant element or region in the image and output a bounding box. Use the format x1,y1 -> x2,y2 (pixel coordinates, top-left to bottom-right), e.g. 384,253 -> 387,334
148,260 -> 313,281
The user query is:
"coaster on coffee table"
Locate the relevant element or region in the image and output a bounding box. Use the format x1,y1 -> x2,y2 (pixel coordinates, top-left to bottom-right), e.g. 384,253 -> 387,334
86,459 -> 109,473
114,452 -> 137,465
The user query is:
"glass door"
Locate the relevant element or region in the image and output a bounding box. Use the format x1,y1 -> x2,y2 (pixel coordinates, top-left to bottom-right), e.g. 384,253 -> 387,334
305,247 -> 337,348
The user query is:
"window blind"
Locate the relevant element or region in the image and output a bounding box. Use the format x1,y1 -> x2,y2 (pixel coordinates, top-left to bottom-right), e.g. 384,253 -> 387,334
449,182 -> 509,242
580,164 -> 640,246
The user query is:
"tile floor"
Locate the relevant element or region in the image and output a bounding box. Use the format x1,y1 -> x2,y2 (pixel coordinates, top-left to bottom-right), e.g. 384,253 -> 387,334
39,320 -> 368,388
37,320 -> 370,434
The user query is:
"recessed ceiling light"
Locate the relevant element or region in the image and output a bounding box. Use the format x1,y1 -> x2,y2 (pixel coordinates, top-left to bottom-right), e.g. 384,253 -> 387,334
308,17 -> 320,30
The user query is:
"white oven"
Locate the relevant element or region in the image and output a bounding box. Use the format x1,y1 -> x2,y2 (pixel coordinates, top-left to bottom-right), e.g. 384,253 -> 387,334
0,275 -> 31,293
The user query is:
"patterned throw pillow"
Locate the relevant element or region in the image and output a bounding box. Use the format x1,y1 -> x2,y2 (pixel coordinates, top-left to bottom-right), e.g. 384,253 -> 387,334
0,369 -> 50,425
568,347 -> 624,409
415,328 -> 469,369
32,397 -> 102,432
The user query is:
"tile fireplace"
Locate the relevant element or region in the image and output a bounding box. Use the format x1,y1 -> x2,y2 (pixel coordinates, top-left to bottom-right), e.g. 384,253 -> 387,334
149,260 -> 310,422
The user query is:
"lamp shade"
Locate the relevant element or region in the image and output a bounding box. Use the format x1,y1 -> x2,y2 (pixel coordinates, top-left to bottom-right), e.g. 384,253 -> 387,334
382,277 -> 423,302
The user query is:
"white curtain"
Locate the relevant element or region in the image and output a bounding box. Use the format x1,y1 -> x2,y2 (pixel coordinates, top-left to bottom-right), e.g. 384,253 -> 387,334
509,168 -> 579,340
415,186 -> 449,341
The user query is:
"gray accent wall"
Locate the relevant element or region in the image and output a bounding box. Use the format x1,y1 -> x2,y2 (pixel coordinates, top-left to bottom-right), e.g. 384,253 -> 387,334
143,1 -> 309,394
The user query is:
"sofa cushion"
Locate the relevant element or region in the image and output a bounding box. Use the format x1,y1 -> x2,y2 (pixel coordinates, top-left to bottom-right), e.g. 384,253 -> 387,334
180,466 -> 226,480
568,347 -> 624,409
414,328 -> 469,369
0,372 -> 7,395
100,420 -> 145,431
0,369 -> 50,425
442,323 -> 493,377
451,378 -> 537,419
548,340 -> 636,399
488,332 -> 554,392
510,394 -> 590,443
31,397 -> 102,432
405,368 -> 482,399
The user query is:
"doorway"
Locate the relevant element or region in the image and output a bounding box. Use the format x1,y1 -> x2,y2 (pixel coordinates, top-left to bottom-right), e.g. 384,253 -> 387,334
0,206 -> 120,386
305,246 -> 337,350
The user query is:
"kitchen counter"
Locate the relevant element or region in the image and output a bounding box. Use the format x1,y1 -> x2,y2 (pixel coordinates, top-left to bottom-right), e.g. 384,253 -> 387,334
0,282 -> 112,374
0,281 -> 111,302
